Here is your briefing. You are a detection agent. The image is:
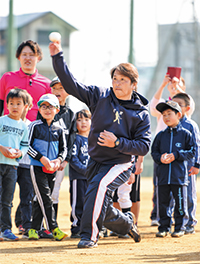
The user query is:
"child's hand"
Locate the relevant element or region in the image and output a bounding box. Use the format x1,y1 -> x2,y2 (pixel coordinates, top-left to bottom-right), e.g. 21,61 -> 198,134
0,146 -> 18,158
12,149 -> 22,159
51,158 -> 62,171
58,160 -> 68,171
127,173 -> 135,185
40,156 -> 52,170
189,166 -> 199,176
161,153 -> 175,164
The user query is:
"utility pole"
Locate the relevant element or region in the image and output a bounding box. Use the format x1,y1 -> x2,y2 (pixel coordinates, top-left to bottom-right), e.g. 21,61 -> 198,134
192,0 -> 200,87
7,0 -> 14,71
128,0 -> 134,64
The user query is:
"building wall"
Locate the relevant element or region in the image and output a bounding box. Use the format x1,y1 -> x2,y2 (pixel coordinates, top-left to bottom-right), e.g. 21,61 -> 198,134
0,12 -> 74,80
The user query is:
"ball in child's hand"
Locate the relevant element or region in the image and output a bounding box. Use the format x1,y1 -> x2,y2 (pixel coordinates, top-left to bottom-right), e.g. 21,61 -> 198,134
49,32 -> 61,42
9,148 -> 17,154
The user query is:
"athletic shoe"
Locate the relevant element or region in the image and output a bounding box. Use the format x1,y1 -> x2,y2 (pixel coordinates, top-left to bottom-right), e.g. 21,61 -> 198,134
22,229 -> 29,239
109,231 -> 118,236
99,227 -> 108,238
2,229 -> 19,241
151,219 -> 160,226
0,235 -> 4,241
18,225 -> 25,234
185,225 -> 195,234
28,229 -> 39,240
171,230 -> 185,237
78,239 -> 98,248
53,227 -> 68,241
126,212 -> 141,242
38,228 -> 53,239
156,231 -> 167,237
71,232 -> 81,238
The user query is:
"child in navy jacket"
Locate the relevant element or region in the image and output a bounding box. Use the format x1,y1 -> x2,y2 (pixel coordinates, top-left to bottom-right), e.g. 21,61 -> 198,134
173,93 -> 200,234
69,109 -> 91,238
151,101 -> 195,238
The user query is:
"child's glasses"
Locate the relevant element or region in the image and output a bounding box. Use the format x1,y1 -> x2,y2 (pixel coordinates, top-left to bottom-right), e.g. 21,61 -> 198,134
40,105 -> 55,110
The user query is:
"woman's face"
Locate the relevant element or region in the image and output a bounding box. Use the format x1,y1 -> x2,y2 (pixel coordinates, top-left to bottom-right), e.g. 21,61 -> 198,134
18,46 -> 39,74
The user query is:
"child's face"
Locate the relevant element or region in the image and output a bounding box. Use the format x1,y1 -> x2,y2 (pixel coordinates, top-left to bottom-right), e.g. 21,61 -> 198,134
162,108 -> 181,128
76,115 -> 91,135
7,97 -> 26,120
51,83 -> 69,106
38,102 -> 59,124
172,98 -> 190,118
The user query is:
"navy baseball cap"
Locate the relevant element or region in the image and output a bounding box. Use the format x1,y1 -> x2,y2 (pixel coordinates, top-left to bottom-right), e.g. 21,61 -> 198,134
156,100 -> 182,114
50,76 -> 61,87
37,93 -> 60,108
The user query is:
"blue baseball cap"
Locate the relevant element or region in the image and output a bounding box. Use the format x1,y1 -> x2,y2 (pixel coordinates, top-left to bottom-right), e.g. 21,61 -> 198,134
37,93 -> 60,108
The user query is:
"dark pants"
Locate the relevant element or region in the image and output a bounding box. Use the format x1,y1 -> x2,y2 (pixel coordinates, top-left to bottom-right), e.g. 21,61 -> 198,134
158,184 -> 188,232
80,158 -> 133,242
0,164 -> 18,232
15,167 -> 33,230
70,179 -> 87,234
30,165 -> 57,231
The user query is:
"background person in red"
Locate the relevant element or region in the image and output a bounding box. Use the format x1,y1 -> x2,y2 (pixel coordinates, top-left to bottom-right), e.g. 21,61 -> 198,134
0,40 -> 51,121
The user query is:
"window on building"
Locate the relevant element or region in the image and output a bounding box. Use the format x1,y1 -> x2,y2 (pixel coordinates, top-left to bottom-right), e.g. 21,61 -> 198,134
0,30 -> 6,55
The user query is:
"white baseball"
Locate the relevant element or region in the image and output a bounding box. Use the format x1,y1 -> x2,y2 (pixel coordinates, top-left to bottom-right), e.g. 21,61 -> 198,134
49,32 -> 61,42
9,148 -> 17,154
163,154 -> 168,160
50,162 -> 55,171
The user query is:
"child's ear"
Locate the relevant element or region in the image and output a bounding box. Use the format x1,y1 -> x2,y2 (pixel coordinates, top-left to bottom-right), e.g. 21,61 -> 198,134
178,112 -> 182,119
186,105 -> 190,112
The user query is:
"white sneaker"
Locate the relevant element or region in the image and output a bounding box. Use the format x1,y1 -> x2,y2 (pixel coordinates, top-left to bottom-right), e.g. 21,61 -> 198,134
151,219 -> 160,226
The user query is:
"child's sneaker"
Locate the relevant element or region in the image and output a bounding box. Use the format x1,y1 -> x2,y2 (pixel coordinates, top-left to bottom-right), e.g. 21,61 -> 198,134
2,229 -> 19,241
22,229 -> 29,239
28,229 -> 39,240
156,231 -> 167,237
53,227 -> 68,241
18,225 -> 25,234
171,230 -> 185,237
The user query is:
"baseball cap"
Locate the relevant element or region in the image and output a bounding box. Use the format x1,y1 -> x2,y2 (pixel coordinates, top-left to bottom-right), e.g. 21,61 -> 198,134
37,93 -> 60,108
50,76 -> 61,87
156,100 -> 182,114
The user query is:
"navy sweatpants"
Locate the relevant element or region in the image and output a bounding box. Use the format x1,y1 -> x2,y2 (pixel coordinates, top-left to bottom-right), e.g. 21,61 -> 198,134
70,179 -> 87,235
80,158 -> 133,242
158,184 -> 188,232
30,165 -> 58,231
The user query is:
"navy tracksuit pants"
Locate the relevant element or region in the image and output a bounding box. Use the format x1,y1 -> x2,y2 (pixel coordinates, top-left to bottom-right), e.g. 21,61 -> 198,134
80,158 -> 133,242
158,184 -> 188,232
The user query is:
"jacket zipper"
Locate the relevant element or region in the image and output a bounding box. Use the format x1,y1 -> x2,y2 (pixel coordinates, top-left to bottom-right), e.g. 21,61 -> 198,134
168,128 -> 173,184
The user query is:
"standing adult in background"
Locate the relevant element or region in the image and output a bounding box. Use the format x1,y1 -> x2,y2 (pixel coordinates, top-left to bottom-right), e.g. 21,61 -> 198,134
0,40 -> 51,121
49,41 -> 151,248
0,40 -> 51,237
149,74 -> 195,226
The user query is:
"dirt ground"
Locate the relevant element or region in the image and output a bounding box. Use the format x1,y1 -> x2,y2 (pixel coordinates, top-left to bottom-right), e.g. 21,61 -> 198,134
0,177 -> 200,264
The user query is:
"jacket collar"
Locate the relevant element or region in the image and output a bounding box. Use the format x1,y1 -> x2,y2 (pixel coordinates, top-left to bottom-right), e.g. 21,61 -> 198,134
166,122 -> 182,133
19,68 -> 38,78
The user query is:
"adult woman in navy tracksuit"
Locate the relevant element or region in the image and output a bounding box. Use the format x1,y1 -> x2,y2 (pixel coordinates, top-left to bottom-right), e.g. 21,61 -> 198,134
49,41 -> 151,248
